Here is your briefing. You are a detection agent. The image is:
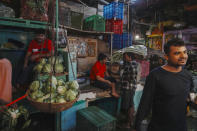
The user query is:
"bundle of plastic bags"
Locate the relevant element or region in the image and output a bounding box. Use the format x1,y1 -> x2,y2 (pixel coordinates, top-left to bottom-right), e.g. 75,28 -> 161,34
0,3 -> 15,17
111,45 -> 147,63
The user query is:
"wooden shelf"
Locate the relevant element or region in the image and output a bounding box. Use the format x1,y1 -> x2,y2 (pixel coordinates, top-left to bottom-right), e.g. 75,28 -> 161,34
0,17 -> 113,36
0,17 -> 47,29
60,25 -> 114,35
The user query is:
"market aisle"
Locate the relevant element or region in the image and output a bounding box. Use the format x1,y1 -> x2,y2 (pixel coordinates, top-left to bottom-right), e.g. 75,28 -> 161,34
115,115 -> 197,131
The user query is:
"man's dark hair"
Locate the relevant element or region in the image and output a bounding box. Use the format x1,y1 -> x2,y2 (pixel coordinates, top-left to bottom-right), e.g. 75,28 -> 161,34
98,53 -> 107,61
123,52 -> 134,62
164,38 -> 185,54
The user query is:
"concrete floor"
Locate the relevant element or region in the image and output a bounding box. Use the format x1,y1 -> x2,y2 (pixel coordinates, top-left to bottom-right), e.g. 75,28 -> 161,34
12,109 -> 197,131
116,117 -> 197,131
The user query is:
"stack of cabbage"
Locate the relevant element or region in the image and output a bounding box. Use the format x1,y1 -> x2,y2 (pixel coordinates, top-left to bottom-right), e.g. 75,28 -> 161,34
28,76 -> 79,103
33,56 -> 64,74
0,106 -> 31,131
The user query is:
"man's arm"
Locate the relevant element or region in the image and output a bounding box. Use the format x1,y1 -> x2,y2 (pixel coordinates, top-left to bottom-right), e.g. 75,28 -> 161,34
136,62 -> 142,82
96,75 -> 111,85
44,39 -> 54,58
23,52 -> 31,68
134,72 -> 156,130
105,70 -> 110,77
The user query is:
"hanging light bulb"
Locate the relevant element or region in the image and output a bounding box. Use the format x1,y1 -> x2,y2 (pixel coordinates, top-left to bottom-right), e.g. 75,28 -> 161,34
135,35 -> 140,40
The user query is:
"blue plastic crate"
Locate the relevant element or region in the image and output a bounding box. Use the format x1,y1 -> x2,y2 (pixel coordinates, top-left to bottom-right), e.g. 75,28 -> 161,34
109,33 -> 132,49
113,34 -> 122,49
108,34 -> 122,49
104,2 -> 124,20
122,33 -> 132,48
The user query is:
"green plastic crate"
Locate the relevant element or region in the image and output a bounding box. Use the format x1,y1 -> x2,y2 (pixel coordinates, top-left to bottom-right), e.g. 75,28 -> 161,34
88,97 -> 121,116
71,11 -> 84,29
84,15 -> 105,32
76,106 -> 116,131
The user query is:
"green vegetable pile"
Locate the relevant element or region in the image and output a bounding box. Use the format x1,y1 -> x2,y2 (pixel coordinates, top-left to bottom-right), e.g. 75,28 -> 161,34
28,76 -> 79,103
33,56 -> 65,74
0,106 -> 31,131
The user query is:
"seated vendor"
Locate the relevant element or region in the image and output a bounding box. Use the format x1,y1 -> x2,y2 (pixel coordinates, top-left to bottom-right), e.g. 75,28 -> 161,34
90,53 -> 119,98
17,29 -> 54,89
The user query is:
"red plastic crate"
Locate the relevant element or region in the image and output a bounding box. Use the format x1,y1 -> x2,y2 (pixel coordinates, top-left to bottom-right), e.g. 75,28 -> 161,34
105,19 -> 123,34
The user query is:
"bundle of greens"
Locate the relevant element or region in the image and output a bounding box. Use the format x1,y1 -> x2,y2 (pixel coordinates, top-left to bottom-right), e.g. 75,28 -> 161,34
0,106 -> 31,131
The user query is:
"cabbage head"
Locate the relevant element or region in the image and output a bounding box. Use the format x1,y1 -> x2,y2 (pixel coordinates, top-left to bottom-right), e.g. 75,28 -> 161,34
29,81 -> 39,91
35,91 -> 44,98
44,84 -> 56,93
49,56 -> 63,64
57,56 -> 64,64
48,56 -> 55,64
57,79 -> 66,86
68,80 -> 79,90
57,86 -> 67,95
51,98 -> 56,103
42,64 -> 52,73
36,97 -> 44,103
57,98 -> 66,103
46,76 -> 57,86
29,91 -> 38,100
55,64 -> 64,73
51,76 -> 57,85
33,64 -> 43,73
65,89 -> 77,101
40,58 -> 47,65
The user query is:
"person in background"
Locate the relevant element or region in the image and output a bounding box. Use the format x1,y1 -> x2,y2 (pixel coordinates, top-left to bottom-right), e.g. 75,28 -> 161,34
90,53 -> 119,98
119,52 -> 141,128
0,58 -> 12,109
17,29 -> 54,89
133,38 -> 194,131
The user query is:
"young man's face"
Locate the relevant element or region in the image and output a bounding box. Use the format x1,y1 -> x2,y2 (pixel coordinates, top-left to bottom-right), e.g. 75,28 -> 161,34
165,45 -> 188,67
35,34 -> 45,43
125,53 -> 132,62
102,58 -> 107,64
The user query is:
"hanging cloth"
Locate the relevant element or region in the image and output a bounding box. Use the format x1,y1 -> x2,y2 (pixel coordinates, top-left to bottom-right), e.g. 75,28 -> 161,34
0,58 -> 12,103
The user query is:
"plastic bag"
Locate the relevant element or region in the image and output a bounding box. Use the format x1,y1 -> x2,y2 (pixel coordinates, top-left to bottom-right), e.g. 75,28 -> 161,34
0,4 -> 15,17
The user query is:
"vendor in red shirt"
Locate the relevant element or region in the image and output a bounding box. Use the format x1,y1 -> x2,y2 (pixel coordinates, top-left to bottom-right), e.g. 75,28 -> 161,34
17,29 -> 54,89
90,53 -> 119,97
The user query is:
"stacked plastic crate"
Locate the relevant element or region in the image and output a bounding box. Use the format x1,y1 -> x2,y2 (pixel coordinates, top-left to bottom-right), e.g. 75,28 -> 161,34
122,32 -> 132,48
104,2 -> 132,49
108,33 -> 132,49
104,2 -> 124,34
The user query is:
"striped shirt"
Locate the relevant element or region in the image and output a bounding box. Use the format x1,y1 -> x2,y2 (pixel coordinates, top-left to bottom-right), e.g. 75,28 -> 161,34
121,61 -> 140,90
